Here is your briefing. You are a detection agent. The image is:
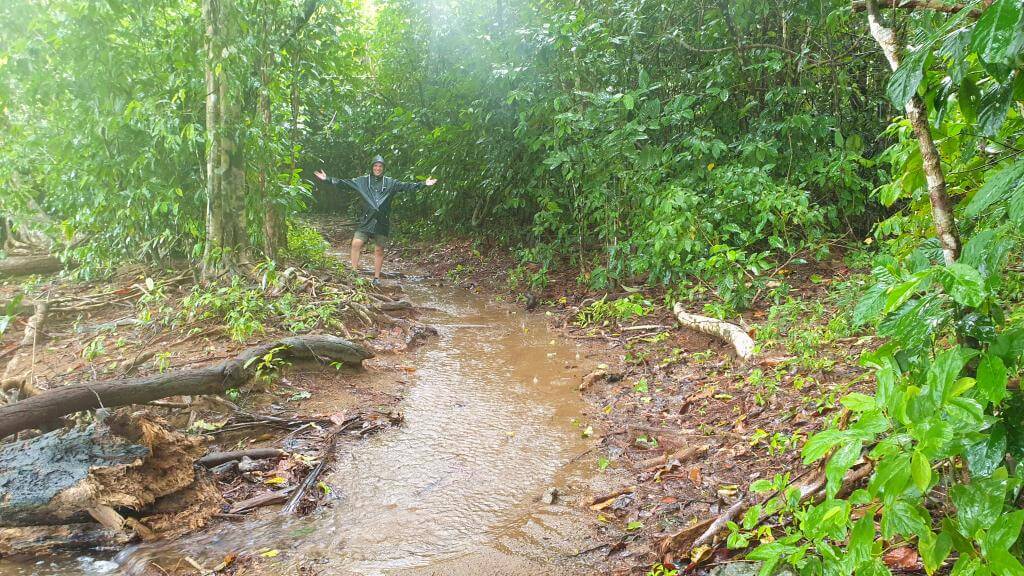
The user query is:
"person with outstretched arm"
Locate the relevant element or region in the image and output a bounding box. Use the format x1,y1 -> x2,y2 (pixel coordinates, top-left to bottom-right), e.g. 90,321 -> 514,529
314,155 -> 437,284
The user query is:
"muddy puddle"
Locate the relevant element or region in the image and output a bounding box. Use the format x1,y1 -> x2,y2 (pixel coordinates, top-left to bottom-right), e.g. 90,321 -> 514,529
0,276 -> 605,575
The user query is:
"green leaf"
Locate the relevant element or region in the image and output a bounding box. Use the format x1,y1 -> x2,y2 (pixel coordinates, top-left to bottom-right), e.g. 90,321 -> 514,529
977,80 -> 1016,136
951,477 -> 1009,536
885,276 -> 924,313
887,47 -> 929,108
928,347 -> 976,404
965,159 -> 1024,217
988,547 -> 1024,576
912,450 -> 932,492
882,499 -> 931,539
841,392 -> 877,412
802,428 -> 846,464
970,0 -> 1024,64
978,354 -> 1008,405
941,263 -> 986,307
623,93 -> 635,110
986,509 -> 1024,553
966,424 -> 1008,477
849,513 -> 876,566
920,530 -> 953,575
854,279 -> 889,327
826,440 -> 863,498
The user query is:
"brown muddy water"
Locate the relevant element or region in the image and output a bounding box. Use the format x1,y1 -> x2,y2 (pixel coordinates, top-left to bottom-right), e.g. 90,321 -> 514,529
0,277 -> 607,575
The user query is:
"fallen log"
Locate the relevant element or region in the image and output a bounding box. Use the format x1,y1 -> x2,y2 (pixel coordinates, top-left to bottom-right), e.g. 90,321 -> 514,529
672,302 -> 755,361
0,334 -> 373,439
0,254 -> 64,278
198,448 -> 284,467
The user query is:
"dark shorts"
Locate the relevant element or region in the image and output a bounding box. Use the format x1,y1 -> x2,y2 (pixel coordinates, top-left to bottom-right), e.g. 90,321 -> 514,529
353,231 -> 389,247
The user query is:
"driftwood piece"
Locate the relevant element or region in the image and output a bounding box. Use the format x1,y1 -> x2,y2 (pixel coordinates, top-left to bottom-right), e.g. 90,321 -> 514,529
672,302 -> 755,361
198,448 -> 284,467
0,335 -> 372,439
0,412 -> 206,529
0,255 -> 64,278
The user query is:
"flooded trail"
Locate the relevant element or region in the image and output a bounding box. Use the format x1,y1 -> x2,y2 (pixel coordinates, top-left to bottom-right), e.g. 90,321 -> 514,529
0,275 -> 604,575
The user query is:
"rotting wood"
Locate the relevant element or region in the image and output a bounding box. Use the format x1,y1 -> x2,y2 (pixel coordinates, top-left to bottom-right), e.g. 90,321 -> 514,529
672,302 -> 755,361
0,412 -> 208,529
0,334 -> 372,439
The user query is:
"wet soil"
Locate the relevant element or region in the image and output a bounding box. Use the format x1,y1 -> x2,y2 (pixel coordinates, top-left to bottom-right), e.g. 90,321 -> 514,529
412,238 -> 874,573
0,247 -> 624,575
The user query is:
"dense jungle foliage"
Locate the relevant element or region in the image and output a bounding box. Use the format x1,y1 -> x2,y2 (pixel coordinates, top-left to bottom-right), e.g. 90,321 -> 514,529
2,0 -> 1024,573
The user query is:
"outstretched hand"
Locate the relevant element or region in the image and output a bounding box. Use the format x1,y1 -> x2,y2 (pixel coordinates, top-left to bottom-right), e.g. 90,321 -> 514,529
314,169 -> 328,181
425,177 -> 438,186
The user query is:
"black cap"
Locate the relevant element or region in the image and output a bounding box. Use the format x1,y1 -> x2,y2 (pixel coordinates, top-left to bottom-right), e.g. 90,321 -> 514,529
372,155 -> 385,166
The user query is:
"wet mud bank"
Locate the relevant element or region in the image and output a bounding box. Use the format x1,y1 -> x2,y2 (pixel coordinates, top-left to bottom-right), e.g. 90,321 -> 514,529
0,267 -> 620,575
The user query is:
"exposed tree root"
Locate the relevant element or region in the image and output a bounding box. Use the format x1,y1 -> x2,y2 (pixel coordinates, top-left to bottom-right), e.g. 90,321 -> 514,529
0,334 -> 373,439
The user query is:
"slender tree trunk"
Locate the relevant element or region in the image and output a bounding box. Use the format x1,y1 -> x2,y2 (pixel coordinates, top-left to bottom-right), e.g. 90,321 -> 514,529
864,0 -> 961,264
202,0 -> 250,280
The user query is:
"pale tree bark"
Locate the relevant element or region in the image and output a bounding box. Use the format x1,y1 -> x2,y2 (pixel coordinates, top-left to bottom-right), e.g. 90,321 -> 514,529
202,0 -> 250,280
865,0 -> 961,264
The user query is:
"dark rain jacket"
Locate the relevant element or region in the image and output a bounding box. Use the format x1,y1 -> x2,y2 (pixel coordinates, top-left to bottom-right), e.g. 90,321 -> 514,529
328,170 -> 424,237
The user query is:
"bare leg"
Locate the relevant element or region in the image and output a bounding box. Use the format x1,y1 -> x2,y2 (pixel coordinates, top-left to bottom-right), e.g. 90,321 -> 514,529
350,237 -> 364,271
373,244 -> 385,279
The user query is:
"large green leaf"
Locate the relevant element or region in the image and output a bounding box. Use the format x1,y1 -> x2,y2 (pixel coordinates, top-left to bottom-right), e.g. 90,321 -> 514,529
977,354 -> 1008,405
985,509 -> 1024,554
970,159 -> 1024,216
970,0 -> 1024,64
826,439 -> 863,498
887,47 -> 930,108
977,79 -> 1017,136
951,477 -> 1009,536
940,263 -> 986,307
966,425 -> 1008,476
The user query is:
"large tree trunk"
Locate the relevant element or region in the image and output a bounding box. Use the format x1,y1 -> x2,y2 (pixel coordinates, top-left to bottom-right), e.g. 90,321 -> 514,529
864,0 -> 961,264
258,38 -> 287,260
0,335 -> 372,439
202,0 -> 250,280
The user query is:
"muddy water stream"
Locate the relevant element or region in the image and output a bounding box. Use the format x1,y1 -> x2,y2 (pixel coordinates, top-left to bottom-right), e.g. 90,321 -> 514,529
0,277 -> 602,575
